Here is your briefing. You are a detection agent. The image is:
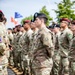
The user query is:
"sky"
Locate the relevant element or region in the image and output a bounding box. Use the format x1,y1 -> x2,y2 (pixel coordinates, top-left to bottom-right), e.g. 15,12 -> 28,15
0,0 -> 62,28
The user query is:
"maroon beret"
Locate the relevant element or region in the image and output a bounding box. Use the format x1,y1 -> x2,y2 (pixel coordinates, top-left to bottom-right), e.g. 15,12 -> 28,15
60,18 -> 70,23
0,10 -> 2,13
24,20 -> 31,24
0,10 -> 4,16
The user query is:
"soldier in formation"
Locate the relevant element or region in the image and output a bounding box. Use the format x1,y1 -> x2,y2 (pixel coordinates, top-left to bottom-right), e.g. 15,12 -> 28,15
69,20 -> 75,75
0,10 -> 10,75
1,10 -> 75,75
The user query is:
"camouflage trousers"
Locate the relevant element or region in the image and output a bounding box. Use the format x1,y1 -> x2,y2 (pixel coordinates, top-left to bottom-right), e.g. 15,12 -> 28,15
22,54 -> 31,75
60,57 -> 69,75
53,50 -> 69,75
32,58 -> 53,75
53,51 -> 60,75
69,61 -> 75,75
13,51 -> 22,71
0,64 -> 8,75
9,51 -> 13,66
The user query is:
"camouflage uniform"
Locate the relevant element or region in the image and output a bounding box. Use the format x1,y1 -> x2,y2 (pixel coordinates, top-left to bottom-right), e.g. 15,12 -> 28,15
31,27 -> 54,75
28,29 -> 39,75
0,22 -> 8,75
0,55 -> 8,75
59,28 -> 73,75
18,31 -> 26,71
29,29 -> 38,59
22,29 -> 33,75
12,32 -> 22,69
53,32 -> 61,75
69,35 -> 75,75
8,32 -> 13,65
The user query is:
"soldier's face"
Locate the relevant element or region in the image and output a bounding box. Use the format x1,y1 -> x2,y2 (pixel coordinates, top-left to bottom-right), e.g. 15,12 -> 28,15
17,26 -> 21,31
8,30 -> 11,34
14,28 -> 17,33
20,27 -> 25,32
60,21 -> 67,28
71,24 -> 75,31
34,18 -> 42,28
23,23 -> 29,29
53,28 -> 58,33
30,22 -> 36,29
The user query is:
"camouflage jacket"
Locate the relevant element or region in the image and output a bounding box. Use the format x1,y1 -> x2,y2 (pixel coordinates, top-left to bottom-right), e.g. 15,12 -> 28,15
19,32 -> 26,52
69,35 -> 75,61
13,32 -> 22,51
55,31 -> 61,50
22,29 -> 33,55
32,27 -> 54,61
7,33 -> 13,45
59,28 -> 73,57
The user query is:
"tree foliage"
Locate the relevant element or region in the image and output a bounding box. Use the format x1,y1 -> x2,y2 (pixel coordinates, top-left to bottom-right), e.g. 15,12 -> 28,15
21,15 -> 33,25
39,6 -> 52,26
21,6 -> 52,26
54,0 -> 75,22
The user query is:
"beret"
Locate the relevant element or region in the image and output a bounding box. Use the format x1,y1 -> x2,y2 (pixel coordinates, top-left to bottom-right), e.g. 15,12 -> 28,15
48,25 -> 54,29
34,12 -> 48,21
60,18 -> 70,23
53,24 -> 60,28
24,20 -> 30,23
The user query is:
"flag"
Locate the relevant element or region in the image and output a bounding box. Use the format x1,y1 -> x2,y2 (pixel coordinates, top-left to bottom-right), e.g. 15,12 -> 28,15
15,12 -> 23,18
11,17 -> 18,25
14,21 -> 18,25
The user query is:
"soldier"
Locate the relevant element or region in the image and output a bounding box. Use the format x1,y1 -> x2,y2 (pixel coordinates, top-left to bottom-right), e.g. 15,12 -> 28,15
7,28 -> 13,66
30,19 -> 38,33
20,26 -> 26,33
48,25 -> 56,48
29,19 -> 38,54
0,43 -> 8,75
12,25 -> 23,74
27,19 -> 39,75
18,26 -> 26,72
12,27 -> 17,67
69,20 -> 75,75
52,24 -> 61,75
0,10 -> 8,75
59,18 -> 73,75
48,25 -> 54,32
31,13 -> 54,75
22,20 -> 33,75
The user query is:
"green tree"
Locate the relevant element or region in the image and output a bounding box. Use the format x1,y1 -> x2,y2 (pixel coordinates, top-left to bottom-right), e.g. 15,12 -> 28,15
40,6 -> 52,26
21,15 -> 33,25
21,6 -> 52,26
54,0 -> 75,22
